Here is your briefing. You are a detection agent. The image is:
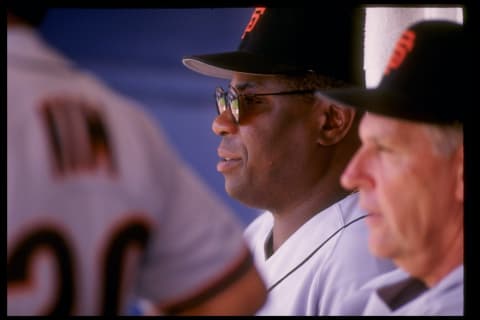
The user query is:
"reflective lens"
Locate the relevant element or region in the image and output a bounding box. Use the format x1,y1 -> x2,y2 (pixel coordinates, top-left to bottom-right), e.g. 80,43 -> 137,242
215,87 -> 240,123
227,90 -> 240,123
215,87 -> 227,114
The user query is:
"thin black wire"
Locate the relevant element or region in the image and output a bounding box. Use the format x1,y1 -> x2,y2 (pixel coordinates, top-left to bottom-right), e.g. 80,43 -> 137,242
267,214 -> 368,292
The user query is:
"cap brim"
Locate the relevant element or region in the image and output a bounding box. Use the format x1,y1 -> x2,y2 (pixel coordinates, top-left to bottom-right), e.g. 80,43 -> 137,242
319,85 -> 465,125
317,87 -> 418,122
182,51 -> 300,79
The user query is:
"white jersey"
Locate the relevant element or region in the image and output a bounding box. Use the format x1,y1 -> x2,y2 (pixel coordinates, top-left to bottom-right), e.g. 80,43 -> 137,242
244,193 -> 396,315
8,26 -> 251,315
338,265 -> 464,315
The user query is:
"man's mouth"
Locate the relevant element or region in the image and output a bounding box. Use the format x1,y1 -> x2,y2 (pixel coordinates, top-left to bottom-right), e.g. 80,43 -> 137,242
217,157 -> 242,173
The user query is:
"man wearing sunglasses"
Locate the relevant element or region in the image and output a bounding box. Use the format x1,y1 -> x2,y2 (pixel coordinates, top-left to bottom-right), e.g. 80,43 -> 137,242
182,7 -> 395,315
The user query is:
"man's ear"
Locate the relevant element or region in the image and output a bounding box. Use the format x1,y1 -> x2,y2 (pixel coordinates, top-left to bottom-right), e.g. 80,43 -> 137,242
315,101 -> 356,146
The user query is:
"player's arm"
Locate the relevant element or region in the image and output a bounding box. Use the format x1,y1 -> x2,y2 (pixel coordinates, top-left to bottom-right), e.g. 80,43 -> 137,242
156,249 -> 267,316
172,261 -> 266,315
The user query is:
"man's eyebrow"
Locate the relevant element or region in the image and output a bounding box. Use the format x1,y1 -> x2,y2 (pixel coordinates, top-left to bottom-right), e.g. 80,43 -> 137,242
233,81 -> 262,92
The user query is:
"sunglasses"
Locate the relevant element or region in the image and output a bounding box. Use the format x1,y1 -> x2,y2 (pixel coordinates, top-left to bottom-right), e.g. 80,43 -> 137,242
215,86 -> 315,124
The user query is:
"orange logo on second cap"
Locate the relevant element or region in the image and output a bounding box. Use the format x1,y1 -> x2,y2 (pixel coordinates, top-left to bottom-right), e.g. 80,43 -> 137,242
384,30 -> 416,75
241,7 -> 266,39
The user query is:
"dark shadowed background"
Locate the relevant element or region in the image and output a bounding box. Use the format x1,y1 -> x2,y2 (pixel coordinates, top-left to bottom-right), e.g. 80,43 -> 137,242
39,8 -> 259,225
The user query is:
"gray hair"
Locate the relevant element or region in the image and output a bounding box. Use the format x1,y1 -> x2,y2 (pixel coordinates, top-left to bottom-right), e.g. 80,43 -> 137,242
423,122 -> 463,156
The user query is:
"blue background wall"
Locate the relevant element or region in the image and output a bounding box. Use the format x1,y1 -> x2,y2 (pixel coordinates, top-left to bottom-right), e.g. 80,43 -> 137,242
39,8 -> 260,226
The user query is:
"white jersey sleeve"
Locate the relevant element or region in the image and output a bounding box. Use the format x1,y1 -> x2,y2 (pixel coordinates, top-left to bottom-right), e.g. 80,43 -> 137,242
7,26 -> 251,315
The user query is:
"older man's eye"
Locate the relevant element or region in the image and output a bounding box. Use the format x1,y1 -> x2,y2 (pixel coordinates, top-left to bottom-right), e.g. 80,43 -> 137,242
374,143 -> 393,154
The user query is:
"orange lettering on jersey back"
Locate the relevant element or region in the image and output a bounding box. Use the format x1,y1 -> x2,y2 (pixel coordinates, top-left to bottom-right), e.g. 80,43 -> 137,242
384,30 -> 416,75
39,95 -> 117,178
241,7 -> 266,39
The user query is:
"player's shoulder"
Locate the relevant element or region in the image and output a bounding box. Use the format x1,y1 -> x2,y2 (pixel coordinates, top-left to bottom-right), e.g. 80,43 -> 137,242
327,196 -> 395,273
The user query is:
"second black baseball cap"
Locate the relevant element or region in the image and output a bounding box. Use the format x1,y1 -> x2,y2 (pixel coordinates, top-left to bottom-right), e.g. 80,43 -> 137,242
182,6 -> 365,86
317,20 -> 470,125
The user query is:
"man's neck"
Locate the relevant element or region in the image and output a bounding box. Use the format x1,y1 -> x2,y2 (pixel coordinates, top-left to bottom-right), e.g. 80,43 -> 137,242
269,189 -> 351,254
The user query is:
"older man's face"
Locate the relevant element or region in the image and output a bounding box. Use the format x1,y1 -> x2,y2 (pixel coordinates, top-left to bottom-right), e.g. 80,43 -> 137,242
340,112 -> 463,271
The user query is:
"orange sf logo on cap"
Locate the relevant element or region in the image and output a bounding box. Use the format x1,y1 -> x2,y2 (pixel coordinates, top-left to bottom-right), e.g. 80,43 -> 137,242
241,7 -> 266,39
384,30 -> 416,75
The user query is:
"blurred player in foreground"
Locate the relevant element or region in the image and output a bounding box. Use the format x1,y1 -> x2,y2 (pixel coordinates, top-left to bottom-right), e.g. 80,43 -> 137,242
7,7 -> 266,315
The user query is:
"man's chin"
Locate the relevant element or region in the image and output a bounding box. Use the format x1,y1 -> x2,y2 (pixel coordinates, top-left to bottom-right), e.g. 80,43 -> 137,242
368,234 -> 393,259
224,180 -> 258,208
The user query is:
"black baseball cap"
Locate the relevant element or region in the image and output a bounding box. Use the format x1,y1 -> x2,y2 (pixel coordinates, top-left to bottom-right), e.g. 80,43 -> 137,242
317,20 -> 470,125
182,7 -> 365,86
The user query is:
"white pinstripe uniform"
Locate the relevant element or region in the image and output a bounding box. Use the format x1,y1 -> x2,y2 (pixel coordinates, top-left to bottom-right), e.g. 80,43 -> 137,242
8,26 -> 252,315
244,193 -> 396,315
